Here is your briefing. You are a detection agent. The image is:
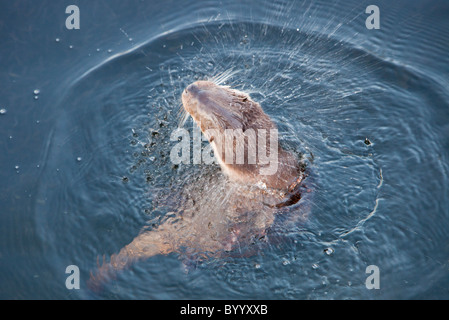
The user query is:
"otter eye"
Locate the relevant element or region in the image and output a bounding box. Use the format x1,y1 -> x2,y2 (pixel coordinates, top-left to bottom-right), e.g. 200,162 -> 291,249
242,97 -> 248,102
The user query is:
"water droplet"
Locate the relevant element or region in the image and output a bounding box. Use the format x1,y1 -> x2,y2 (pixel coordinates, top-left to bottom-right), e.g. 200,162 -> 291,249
312,263 -> 319,269
76,157 -> 82,162
69,45 -> 74,49
282,259 -> 290,266
15,165 -> 19,170
96,48 -> 100,52
107,49 -> 112,53
33,89 -> 40,95
0,108 -> 6,115
296,28 -> 300,31
255,181 -> 267,190
34,96 -> 39,100
324,248 -> 334,255
55,38 -> 60,42
255,263 -> 261,269
128,38 -> 133,42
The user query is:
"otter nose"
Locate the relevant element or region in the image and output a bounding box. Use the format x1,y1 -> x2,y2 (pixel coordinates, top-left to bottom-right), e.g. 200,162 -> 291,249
185,83 -> 200,96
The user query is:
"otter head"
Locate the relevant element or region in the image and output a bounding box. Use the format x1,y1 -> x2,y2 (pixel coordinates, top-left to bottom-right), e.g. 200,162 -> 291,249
182,80 -> 300,190
182,81 -> 274,132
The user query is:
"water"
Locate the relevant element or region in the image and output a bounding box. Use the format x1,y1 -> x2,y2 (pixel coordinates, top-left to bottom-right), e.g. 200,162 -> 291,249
1,0 -> 448,300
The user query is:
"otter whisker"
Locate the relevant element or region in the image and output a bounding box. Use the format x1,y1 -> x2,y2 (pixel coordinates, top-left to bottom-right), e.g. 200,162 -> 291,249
210,68 -> 240,85
174,101 -> 190,128
176,102 -> 185,116
178,109 -> 190,128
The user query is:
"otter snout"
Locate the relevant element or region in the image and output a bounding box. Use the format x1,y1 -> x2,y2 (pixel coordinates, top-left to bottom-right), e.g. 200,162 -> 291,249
182,81 -> 204,110
184,82 -> 201,96
182,81 -> 217,116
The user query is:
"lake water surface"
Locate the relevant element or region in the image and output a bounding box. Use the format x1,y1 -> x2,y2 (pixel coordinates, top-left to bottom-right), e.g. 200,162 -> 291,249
1,0 -> 449,299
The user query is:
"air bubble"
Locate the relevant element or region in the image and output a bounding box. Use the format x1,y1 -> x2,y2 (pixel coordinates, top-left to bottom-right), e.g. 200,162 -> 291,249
0,108 -> 6,115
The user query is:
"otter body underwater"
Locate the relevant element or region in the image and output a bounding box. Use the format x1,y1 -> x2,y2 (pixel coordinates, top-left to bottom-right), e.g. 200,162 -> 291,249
88,80 -> 308,290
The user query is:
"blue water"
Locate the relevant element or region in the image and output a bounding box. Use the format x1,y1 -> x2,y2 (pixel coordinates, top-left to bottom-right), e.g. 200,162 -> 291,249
1,0 -> 449,299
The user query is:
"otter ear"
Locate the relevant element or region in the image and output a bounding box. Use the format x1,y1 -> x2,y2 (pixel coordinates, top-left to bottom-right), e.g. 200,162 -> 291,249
209,136 -> 215,143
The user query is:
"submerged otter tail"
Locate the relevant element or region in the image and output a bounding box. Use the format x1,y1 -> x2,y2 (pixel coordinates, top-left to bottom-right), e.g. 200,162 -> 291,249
87,229 -> 173,292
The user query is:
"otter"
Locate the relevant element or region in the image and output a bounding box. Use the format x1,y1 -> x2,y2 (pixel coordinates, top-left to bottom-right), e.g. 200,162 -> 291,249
181,81 -> 301,190
88,80 -> 305,291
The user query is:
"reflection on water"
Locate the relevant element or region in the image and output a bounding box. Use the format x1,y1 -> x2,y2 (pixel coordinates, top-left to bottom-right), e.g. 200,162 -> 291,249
1,0 -> 449,299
